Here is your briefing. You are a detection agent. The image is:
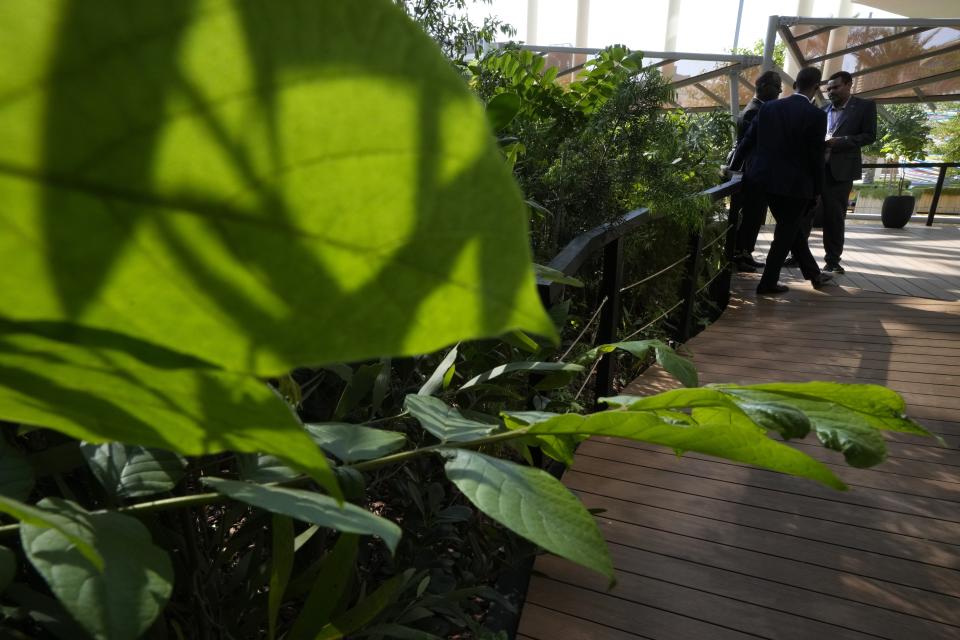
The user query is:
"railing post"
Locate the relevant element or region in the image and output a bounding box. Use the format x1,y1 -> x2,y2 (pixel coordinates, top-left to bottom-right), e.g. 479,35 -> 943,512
712,193 -> 740,311
678,230 -> 704,343
594,237 -> 623,400
926,165 -> 948,226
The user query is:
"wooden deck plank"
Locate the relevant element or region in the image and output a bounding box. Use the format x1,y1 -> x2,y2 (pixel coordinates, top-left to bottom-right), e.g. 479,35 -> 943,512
519,224 -> 960,639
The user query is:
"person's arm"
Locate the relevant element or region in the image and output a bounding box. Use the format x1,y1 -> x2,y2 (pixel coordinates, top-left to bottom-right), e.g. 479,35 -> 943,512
730,111 -> 759,170
830,99 -> 877,150
811,110 -> 827,198
736,107 -> 757,143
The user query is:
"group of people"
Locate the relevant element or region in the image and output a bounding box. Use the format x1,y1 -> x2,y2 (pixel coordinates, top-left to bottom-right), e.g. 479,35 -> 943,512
728,67 -> 878,295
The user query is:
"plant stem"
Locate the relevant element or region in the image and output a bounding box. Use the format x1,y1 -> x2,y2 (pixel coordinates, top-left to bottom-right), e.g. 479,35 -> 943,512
0,428 -> 532,537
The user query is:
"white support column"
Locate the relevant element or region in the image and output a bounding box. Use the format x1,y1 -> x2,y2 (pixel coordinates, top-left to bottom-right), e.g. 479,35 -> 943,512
823,0 -> 853,80
574,0 -> 590,67
526,0 -> 538,44
785,0 -> 815,77
663,0 -> 682,78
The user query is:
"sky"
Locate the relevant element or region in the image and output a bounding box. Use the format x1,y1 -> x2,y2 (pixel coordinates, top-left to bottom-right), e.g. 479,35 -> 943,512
467,0 -> 904,53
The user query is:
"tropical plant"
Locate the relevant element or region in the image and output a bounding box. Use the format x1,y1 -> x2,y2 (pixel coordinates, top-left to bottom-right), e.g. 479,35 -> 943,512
0,2 -> 939,639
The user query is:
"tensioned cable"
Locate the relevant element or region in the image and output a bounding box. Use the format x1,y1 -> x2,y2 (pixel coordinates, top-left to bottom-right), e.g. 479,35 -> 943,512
619,254 -> 691,293
620,297 -> 685,342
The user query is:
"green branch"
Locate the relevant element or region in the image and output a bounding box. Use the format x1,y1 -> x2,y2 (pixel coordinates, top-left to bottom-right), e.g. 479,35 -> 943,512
0,427 -> 532,538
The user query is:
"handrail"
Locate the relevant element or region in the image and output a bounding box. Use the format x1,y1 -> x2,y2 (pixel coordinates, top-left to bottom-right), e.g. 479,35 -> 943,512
860,162 -> 959,225
538,176 -> 742,399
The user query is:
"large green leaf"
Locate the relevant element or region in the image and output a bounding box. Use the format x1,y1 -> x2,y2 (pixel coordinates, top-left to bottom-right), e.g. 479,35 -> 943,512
719,388 -> 887,468
0,439 -> 34,501
733,382 -> 938,440
306,423 -> 406,463
80,442 -> 187,498
443,449 -> 614,583
486,92 -> 522,131
237,453 -> 300,484
579,340 -> 697,387
203,478 -> 401,553
0,495 -> 103,570
403,395 -> 499,443
0,0 -> 555,378
19,498 -> 173,640
0,327 -> 338,496
523,410 -> 845,489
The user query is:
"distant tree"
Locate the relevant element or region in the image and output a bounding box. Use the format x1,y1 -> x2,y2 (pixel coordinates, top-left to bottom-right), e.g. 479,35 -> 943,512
865,104 -> 932,161
395,0 -> 515,61
733,38 -> 785,69
933,110 -> 960,162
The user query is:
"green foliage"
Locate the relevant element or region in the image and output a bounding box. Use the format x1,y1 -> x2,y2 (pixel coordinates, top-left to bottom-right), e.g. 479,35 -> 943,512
733,38 -> 786,69
404,395 -> 500,442
20,499 -> 173,640
306,423 -> 407,463
866,104 -> 931,161
202,478 -> 402,554
443,449 -> 615,584
0,441 -> 33,502
79,443 -> 186,499
933,109 -> 960,162
394,0 -> 516,61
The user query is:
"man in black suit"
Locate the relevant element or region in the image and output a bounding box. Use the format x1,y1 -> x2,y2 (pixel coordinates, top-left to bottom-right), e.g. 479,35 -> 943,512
819,70 -> 877,273
731,70 -> 782,273
732,67 -> 833,295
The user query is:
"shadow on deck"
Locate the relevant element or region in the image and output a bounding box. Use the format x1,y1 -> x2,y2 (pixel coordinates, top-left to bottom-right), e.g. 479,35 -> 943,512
517,224 -> 960,640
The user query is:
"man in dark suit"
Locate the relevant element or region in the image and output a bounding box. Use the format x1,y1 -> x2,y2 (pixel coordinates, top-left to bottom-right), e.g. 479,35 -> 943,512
819,70 -> 877,273
731,70 -> 782,273
732,67 -> 833,295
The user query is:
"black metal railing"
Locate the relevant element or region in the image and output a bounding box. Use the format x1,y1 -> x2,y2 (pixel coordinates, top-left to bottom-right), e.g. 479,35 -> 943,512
537,177 -> 742,400
861,162 -> 960,225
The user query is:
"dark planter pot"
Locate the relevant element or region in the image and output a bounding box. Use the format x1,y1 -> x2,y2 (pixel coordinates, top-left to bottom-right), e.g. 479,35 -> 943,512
881,195 -> 915,228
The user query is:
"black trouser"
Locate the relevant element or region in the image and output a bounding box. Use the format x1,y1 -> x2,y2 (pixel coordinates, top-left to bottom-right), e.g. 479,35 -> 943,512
760,193 -> 821,288
734,178 -> 767,256
820,173 -> 853,266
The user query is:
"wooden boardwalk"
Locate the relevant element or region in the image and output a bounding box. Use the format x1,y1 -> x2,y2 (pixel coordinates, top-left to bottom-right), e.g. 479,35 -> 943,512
517,224 -> 960,640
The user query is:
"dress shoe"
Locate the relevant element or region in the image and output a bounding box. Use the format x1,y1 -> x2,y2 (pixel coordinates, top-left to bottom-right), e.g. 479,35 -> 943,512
783,256 -> 799,267
823,263 -> 845,274
741,254 -> 765,269
811,272 -> 834,289
757,283 -> 789,295
736,260 -> 757,273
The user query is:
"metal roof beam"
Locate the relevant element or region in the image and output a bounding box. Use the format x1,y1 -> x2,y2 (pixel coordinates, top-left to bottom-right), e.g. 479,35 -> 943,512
858,68 -> 960,98
694,83 -> 727,106
778,25 -> 808,69
504,44 -> 762,65
780,17 -> 960,28
671,63 -> 744,90
793,25 -> 836,41
805,26 -> 932,64
849,40 -> 960,81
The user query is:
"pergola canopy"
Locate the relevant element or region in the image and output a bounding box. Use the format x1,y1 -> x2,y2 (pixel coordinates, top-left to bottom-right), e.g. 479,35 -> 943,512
771,16 -> 960,105
497,16 -> 959,114
500,44 -> 762,114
